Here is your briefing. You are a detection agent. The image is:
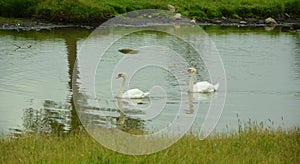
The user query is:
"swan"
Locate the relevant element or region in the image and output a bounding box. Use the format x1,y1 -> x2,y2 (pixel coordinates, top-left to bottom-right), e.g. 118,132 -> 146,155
116,73 -> 150,98
186,67 -> 219,93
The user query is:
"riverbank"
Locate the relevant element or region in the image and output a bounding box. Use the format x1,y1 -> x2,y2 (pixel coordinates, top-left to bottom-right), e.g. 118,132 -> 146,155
0,0 -> 299,30
1,125 -> 299,163
1,16 -> 300,33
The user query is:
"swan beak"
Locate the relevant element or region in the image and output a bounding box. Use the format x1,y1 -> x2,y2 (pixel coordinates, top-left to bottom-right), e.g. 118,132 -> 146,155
116,73 -> 122,79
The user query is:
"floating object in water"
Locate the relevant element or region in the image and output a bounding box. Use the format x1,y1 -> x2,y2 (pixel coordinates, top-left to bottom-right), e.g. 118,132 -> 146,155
118,48 -> 139,54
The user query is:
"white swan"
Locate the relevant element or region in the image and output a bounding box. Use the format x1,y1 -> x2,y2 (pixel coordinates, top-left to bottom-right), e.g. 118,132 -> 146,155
116,73 -> 150,98
187,67 -> 219,93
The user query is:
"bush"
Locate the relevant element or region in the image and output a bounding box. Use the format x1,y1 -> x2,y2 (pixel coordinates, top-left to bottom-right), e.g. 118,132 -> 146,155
0,0 -> 42,17
0,0 -> 299,23
220,6 -> 236,18
285,0 -> 300,17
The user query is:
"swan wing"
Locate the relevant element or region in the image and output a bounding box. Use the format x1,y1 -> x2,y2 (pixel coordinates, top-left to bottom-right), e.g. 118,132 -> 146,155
122,88 -> 149,98
122,98 -> 143,106
213,83 -> 219,91
193,81 -> 216,93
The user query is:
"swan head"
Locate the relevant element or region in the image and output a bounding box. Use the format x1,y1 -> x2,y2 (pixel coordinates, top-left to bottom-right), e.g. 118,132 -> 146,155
187,67 -> 196,74
116,73 -> 126,79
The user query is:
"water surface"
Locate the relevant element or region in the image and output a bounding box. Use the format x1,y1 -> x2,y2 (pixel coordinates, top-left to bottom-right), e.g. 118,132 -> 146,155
0,26 -> 299,136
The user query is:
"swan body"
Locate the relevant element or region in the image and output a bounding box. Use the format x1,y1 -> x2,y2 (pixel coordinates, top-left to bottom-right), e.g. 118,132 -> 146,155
187,67 -> 219,93
193,81 -> 219,93
116,73 -> 149,98
122,88 -> 150,99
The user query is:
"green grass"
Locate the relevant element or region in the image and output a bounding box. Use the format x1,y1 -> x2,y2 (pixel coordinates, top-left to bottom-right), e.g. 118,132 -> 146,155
1,124 -> 299,163
0,16 -> 23,24
0,0 -> 299,24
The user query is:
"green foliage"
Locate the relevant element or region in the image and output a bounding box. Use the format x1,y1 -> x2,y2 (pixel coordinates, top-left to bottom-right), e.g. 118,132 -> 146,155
0,16 -> 22,24
285,0 -> 300,17
206,8 -> 221,18
0,0 -> 42,17
0,0 -> 299,23
0,125 -> 299,163
220,6 -> 236,18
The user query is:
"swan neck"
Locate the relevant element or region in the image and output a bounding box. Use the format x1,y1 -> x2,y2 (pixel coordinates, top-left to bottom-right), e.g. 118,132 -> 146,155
188,92 -> 194,113
117,98 -> 124,113
118,77 -> 126,97
188,73 -> 195,92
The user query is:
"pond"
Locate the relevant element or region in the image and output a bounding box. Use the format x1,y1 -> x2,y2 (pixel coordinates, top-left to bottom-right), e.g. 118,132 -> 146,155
0,25 -> 299,137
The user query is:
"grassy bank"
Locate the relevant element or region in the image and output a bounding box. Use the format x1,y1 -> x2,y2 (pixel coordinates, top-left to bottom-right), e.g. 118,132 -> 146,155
0,0 -> 299,25
1,125 -> 299,163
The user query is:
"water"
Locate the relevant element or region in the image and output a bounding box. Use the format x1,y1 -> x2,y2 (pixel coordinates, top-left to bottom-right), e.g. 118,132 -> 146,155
0,28 -> 91,135
205,26 -> 300,132
0,26 -> 299,136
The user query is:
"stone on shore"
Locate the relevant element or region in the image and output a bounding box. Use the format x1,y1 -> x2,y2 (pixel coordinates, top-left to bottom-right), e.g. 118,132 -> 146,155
167,4 -> 175,12
265,17 -> 277,24
173,13 -> 181,19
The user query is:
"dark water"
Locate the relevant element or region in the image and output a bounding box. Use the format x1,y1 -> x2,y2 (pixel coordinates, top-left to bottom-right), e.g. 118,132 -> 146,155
0,26 -> 299,136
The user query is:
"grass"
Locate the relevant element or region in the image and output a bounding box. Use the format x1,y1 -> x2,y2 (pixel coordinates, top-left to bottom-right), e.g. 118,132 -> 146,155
0,16 -> 22,24
0,0 -> 299,24
1,124 -> 299,163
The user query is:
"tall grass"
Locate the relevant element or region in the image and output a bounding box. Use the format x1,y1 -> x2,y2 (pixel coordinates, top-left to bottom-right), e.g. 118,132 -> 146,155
0,0 -> 299,24
1,124 -> 299,163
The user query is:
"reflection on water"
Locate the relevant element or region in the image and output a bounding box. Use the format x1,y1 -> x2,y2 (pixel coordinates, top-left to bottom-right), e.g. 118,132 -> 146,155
23,100 -> 71,134
0,26 -> 300,137
0,28 -> 91,135
115,98 -> 146,135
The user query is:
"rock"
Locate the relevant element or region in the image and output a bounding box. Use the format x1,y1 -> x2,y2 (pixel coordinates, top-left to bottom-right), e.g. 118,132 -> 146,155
258,19 -> 265,24
285,13 -> 291,18
167,4 -> 175,12
173,13 -> 181,19
190,18 -> 196,24
222,16 -> 227,20
292,24 -> 300,30
215,20 -> 222,24
265,17 -> 277,24
240,21 -> 247,24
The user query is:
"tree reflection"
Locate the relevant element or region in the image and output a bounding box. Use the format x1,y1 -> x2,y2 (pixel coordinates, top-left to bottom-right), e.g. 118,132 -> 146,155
20,28 -> 88,135
65,33 -> 81,133
23,100 -> 71,135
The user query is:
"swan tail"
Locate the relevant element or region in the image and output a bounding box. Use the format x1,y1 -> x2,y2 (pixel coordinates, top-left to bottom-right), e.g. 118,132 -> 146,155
143,92 -> 150,98
213,83 -> 219,91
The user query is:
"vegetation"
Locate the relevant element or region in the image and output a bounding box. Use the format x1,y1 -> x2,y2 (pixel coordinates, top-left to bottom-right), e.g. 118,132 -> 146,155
1,123 -> 299,163
0,0 -> 299,24
0,16 -> 22,24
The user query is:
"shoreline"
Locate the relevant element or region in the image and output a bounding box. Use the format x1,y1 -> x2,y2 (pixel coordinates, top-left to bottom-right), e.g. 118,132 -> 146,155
1,17 -> 299,31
